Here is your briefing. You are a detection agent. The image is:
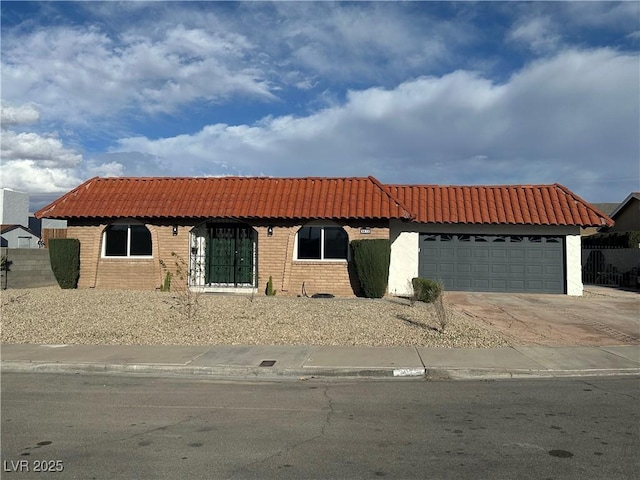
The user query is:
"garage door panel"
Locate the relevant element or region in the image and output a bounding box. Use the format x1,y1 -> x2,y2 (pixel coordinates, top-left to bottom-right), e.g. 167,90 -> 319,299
545,265 -> 562,275
457,264 -> 472,273
438,263 -> 454,274
491,249 -> 508,259
545,251 -> 562,260
474,264 -> 490,274
419,234 -> 564,293
527,265 -> 544,275
509,265 -> 525,274
440,248 -> 455,258
492,279 -> 509,290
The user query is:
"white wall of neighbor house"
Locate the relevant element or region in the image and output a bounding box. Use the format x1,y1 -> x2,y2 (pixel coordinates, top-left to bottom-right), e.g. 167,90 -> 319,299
0,189 -> 29,226
0,228 -> 40,248
388,220 -> 583,296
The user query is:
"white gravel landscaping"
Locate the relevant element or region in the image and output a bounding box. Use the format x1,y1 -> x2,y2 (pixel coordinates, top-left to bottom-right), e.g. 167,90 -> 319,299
1,287 -> 509,348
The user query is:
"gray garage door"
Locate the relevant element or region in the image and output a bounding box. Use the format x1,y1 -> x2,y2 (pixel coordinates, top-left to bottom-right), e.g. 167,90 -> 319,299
418,234 -> 565,293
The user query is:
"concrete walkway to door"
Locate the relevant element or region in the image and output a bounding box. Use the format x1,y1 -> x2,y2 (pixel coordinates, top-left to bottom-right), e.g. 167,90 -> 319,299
446,286 -> 639,347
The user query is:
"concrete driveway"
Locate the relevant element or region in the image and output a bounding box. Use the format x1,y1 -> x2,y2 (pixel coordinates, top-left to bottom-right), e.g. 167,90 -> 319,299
446,286 -> 639,347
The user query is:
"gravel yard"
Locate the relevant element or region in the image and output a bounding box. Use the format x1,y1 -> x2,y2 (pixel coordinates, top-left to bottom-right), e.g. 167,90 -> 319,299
1,287 -> 509,348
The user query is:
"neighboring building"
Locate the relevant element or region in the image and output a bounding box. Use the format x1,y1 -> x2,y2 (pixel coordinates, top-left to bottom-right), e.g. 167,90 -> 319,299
606,193 -> 640,233
0,189 -> 43,248
0,188 -> 29,226
581,203 -> 618,237
0,224 -> 41,248
35,176 -> 612,296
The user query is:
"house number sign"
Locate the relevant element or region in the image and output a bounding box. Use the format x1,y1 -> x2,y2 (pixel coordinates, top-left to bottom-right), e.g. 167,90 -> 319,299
360,228 -> 371,234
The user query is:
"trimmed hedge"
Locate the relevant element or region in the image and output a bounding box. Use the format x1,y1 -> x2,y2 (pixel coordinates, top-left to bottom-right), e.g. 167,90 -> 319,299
49,238 -> 80,289
412,277 -> 442,303
351,239 -> 390,298
582,231 -> 640,248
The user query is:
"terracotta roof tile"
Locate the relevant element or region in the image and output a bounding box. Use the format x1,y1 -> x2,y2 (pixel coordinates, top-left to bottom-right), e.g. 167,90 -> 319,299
35,176 -> 613,228
35,176 -> 413,221
386,183 -> 613,227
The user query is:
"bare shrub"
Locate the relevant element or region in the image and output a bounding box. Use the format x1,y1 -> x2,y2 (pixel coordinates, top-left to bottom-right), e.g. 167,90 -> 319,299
433,282 -> 451,333
159,252 -> 202,321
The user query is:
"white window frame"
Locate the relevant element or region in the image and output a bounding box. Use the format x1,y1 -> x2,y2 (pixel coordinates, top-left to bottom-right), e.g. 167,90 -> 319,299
294,224 -> 349,262
101,222 -> 153,259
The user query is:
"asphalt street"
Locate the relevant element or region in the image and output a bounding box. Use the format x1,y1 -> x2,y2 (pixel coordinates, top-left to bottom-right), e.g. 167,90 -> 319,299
1,373 -> 639,479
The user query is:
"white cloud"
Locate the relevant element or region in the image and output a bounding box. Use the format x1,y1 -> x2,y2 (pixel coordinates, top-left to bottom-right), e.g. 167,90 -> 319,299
109,48 -> 638,200
507,16 -> 561,54
0,129 -> 83,193
270,2 -> 452,82
0,103 -> 40,127
1,23 -> 274,124
0,3 -> 465,127
1,3 -> 637,204
562,2 -> 640,30
0,159 -> 82,194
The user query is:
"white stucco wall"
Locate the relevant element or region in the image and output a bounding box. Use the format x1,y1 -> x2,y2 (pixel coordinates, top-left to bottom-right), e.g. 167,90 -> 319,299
388,220 -> 583,296
565,234 -> 583,296
388,229 -> 418,296
0,189 -> 29,226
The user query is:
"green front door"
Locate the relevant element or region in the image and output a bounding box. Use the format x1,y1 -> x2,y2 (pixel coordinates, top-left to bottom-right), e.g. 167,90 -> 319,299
205,224 -> 255,286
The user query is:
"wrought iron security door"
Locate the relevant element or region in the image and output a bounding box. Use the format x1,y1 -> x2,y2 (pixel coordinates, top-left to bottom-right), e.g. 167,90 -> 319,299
205,224 -> 255,286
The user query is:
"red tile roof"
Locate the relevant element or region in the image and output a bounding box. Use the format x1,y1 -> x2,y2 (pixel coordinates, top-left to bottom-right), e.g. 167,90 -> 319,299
386,183 -> 613,227
35,176 -> 413,221
34,176 -> 613,227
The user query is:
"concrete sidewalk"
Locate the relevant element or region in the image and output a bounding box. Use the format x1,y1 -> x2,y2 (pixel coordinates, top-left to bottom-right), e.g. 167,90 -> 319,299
2,343 -> 639,380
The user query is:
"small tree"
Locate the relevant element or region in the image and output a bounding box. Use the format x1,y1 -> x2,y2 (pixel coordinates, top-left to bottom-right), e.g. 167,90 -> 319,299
48,238 -> 80,289
351,239 -> 390,298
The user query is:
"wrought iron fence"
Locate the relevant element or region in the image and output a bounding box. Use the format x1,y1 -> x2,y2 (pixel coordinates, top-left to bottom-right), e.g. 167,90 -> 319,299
582,246 -> 640,288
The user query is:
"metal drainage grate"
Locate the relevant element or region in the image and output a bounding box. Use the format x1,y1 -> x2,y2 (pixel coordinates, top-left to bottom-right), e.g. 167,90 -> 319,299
259,360 -> 276,367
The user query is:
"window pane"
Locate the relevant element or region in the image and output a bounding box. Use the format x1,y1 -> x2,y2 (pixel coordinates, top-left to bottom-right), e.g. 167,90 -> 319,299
130,225 -> 152,255
105,225 -> 128,256
324,227 -> 348,259
298,227 -> 321,259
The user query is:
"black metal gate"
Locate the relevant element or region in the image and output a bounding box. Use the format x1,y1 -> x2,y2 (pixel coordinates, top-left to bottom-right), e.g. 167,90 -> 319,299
205,224 -> 255,287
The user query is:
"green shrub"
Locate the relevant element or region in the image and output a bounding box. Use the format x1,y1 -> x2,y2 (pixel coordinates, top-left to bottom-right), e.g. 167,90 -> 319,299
411,277 -> 442,303
48,238 -> 80,289
351,239 -> 390,298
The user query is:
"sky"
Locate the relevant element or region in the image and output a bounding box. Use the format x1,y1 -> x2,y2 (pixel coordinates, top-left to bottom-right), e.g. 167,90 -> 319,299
1,1 -> 639,212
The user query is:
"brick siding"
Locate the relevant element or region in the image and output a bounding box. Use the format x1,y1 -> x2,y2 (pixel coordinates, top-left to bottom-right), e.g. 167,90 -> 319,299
67,219 -> 389,296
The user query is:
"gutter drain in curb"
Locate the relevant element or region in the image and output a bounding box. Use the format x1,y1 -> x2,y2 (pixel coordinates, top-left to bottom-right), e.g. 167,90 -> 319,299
259,360 -> 276,367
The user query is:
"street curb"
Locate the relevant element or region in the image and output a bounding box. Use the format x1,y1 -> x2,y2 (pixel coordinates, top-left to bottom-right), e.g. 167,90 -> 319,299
0,362 -> 401,379
425,367 -> 640,380
2,361 -> 639,381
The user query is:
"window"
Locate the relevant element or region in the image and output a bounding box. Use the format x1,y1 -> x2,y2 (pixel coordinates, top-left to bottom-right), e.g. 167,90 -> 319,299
296,226 -> 348,260
103,224 -> 152,257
